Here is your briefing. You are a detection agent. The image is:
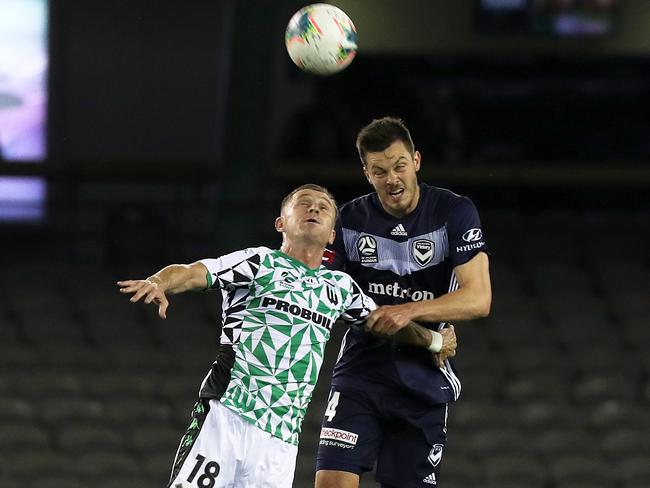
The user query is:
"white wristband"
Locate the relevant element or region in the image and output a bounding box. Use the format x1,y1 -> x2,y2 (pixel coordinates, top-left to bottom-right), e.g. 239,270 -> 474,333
428,331 -> 443,353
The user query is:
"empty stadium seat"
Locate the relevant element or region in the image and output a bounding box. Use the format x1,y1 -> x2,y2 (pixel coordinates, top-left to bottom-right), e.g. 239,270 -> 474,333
97,476 -> 158,488
105,397 -> 173,426
8,448 -> 73,479
602,428 -> 650,459
502,371 -> 571,403
38,397 -> 105,425
451,402 -> 519,435
130,424 -> 182,454
142,451 -> 175,482
571,344 -> 640,376
27,476 -> 86,488
482,452 -> 547,487
0,397 -> 34,422
536,427 -> 600,459
572,373 -> 638,404
38,343 -> 108,371
518,401 -> 582,433
618,455 -> 650,486
470,427 -> 534,458
437,453 -> 480,487
57,423 -> 125,452
86,371 -> 158,399
550,454 -> 616,486
9,371 -> 85,400
0,423 -> 51,452
75,450 -> 142,479
503,344 -> 571,376
589,400 -> 650,432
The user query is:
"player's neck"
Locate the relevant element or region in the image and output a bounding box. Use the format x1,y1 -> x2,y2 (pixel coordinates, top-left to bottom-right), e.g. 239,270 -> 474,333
280,242 -> 324,269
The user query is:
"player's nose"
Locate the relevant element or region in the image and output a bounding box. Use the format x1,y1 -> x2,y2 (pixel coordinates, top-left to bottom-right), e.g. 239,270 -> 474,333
386,171 -> 400,185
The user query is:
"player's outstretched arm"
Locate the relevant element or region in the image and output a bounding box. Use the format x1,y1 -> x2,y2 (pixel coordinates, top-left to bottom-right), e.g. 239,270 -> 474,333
117,262 -> 209,319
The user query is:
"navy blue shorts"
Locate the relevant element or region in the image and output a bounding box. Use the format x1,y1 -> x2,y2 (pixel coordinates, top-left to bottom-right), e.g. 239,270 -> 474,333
315,385 -> 449,487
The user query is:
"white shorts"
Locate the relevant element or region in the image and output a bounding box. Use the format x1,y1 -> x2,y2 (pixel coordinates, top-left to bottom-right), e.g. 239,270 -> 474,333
169,399 -> 298,488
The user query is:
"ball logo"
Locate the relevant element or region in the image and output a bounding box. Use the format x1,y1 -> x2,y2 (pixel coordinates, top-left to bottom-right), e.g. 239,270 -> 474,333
462,228 -> 483,242
412,239 -> 435,267
357,235 -> 379,264
357,236 -> 376,255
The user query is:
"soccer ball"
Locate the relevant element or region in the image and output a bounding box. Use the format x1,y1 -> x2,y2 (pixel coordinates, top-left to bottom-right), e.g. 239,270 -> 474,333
285,3 -> 358,75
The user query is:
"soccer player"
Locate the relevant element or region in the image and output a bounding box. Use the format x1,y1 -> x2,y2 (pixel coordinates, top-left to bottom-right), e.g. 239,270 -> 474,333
315,118 -> 492,488
117,184 -> 457,488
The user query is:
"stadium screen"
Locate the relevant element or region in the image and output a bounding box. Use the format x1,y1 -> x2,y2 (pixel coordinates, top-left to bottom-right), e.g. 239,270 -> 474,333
0,0 -> 48,222
478,0 -> 620,37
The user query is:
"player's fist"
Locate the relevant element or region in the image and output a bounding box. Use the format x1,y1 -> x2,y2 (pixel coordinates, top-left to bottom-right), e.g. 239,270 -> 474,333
365,304 -> 414,336
434,325 -> 457,368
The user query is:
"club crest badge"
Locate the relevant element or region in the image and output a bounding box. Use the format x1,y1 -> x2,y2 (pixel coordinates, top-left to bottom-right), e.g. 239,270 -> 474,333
428,444 -> 444,467
412,239 -> 434,267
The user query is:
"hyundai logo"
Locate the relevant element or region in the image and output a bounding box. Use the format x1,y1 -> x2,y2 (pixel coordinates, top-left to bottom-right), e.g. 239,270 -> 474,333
462,228 -> 483,242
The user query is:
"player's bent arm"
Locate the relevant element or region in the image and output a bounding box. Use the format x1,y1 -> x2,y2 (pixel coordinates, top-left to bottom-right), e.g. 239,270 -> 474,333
147,262 -> 209,294
408,252 -> 491,323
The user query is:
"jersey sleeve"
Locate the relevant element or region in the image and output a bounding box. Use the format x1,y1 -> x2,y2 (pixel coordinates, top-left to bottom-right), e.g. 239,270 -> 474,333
447,197 -> 488,268
339,276 -> 377,326
199,247 -> 266,290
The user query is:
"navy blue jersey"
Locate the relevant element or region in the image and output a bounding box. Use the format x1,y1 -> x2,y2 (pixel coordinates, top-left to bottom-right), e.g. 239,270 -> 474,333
328,183 -> 487,405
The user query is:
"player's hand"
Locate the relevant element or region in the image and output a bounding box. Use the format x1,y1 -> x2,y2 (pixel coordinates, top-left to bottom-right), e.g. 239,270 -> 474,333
434,325 -> 457,368
365,304 -> 414,336
117,279 -> 169,319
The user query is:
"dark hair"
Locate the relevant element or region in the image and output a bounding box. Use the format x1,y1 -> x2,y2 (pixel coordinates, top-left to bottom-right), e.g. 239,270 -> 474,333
356,116 -> 415,167
281,183 -> 338,216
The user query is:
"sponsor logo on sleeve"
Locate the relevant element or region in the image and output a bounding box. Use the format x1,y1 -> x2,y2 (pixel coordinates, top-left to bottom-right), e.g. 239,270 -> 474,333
462,228 -> 483,242
457,228 -> 485,253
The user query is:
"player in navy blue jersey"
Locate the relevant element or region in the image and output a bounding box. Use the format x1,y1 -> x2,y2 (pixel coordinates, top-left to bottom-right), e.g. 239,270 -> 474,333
315,117 -> 492,488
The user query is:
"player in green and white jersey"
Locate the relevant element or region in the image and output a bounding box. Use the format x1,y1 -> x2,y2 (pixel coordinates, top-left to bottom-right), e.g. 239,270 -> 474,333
118,184 -> 457,488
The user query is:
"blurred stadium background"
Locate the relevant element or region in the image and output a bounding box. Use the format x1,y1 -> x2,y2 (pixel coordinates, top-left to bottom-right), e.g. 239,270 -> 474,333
1,0 -> 649,487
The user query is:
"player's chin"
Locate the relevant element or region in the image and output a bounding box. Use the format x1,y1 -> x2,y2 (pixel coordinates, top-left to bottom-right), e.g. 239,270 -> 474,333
300,230 -> 330,247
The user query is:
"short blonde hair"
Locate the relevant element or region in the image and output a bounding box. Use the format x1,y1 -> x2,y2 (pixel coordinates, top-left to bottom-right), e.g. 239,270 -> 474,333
280,184 -> 338,216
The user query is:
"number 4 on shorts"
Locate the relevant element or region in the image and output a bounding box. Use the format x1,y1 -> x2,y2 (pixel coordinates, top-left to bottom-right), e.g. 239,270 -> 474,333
325,391 -> 340,422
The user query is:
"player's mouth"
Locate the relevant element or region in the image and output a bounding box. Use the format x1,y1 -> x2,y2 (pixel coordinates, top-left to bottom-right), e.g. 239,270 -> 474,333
305,217 -> 320,224
387,188 -> 405,200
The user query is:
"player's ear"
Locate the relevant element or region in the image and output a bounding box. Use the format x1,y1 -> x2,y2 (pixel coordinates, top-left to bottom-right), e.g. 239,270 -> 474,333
275,216 -> 284,233
328,228 -> 336,245
363,165 -> 372,184
413,151 -> 421,172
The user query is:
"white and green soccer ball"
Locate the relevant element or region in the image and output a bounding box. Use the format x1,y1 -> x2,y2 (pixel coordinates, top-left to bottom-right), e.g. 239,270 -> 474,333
285,3 -> 358,75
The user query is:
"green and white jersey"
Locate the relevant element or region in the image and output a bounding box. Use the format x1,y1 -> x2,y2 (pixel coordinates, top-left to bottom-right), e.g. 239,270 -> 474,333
198,246 -> 375,446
